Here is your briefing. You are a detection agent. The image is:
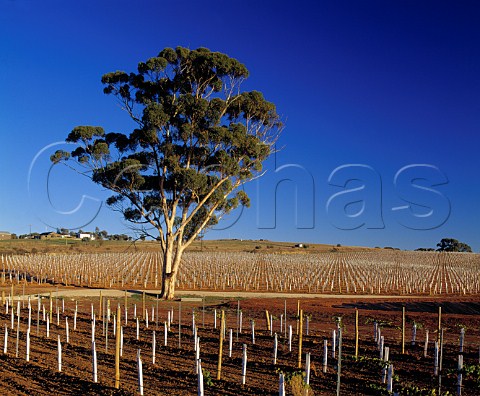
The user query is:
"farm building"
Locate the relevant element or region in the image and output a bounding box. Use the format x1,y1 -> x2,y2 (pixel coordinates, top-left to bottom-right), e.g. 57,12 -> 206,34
0,231 -> 12,240
77,232 -> 95,240
39,232 -> 62,239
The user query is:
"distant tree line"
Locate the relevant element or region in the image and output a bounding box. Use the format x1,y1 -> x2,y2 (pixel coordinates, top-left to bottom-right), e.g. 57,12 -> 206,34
416,238 -> 473,253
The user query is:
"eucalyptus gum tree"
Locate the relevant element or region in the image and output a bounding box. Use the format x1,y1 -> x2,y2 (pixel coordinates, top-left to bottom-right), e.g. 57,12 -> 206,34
51,47 -> 281,299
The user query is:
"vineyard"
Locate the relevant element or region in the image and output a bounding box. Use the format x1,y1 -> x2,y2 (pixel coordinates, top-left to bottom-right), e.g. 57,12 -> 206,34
2,251 -> 480,296
0,250 -> 479,395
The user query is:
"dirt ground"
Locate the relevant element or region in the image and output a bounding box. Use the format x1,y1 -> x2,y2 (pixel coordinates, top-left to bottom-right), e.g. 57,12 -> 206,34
0,284 -> 478,395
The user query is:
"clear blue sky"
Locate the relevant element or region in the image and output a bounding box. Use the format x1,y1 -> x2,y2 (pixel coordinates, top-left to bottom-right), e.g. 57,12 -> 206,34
1,0 -> 479,250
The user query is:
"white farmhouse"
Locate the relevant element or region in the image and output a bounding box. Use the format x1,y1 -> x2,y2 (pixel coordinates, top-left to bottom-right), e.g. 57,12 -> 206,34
77,233 -> 96,241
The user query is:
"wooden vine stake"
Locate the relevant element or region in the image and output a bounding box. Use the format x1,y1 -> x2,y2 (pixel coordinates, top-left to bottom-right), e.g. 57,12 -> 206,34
99,291 -> 103,320
437,306 -> 442,341
336,327 -> 343,396
402,306 -> 405,354
178,301 -> 182,348
355,308 -> 359,359
125,291 -> 128,325
296,300 -> 300,335
49,292 -> 52,324
36,294 -> 40,336
439,327 -> 445,394
142,291 -> 146,320
236,301 -> 240,341
115,305 -> 121,389
15,301 -> 20,357
216,310 -> 225,380
297,309 -> 303,368
265,310 -> 271,331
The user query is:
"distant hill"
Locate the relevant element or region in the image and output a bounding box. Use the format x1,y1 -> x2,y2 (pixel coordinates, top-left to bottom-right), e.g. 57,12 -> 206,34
0,237 -> 378,255
188,239 -> 377,254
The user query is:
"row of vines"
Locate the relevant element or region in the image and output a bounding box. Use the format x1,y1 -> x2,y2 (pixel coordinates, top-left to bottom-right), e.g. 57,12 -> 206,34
1,251 -> 479,295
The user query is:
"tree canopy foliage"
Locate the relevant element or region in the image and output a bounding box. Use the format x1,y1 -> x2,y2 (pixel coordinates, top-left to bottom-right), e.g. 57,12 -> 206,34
51,47 -> 282,298
436,238 -> 472,253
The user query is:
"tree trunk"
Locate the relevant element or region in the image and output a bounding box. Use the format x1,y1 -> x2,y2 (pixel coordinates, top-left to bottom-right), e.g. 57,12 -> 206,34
162,274 -> 177,300
160,245 -> 181,300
